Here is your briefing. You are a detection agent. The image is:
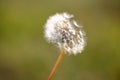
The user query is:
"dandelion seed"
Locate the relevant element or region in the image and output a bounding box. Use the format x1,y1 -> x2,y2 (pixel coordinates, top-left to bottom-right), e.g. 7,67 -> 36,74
45,12 -> 86,55
44,12 -> 86,80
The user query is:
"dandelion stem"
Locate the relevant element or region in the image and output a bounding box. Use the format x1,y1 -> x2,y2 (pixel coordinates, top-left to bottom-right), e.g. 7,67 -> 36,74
48,50 -> 65,80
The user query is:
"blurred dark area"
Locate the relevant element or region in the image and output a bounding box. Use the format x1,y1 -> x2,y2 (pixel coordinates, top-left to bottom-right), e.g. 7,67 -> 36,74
0,0 -> 120,80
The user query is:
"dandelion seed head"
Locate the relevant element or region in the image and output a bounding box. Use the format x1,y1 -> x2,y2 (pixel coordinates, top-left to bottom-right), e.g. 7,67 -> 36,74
44,12 -> 86,55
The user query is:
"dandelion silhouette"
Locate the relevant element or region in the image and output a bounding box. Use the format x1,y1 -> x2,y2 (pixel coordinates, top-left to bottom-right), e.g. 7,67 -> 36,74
44,12 -> 86,80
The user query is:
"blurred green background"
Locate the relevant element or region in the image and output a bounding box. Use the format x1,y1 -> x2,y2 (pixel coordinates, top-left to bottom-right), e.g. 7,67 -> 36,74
0,0 -> 120,80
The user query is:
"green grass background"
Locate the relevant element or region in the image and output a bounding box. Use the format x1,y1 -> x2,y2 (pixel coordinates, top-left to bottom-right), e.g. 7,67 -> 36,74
0,0 -> 120,80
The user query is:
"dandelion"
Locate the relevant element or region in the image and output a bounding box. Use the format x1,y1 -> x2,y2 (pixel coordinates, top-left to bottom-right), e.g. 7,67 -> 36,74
44,12 -> 86,80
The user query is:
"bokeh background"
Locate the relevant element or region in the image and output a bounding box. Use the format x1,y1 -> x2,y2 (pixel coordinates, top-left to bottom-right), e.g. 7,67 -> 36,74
0,0 -> 120,80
